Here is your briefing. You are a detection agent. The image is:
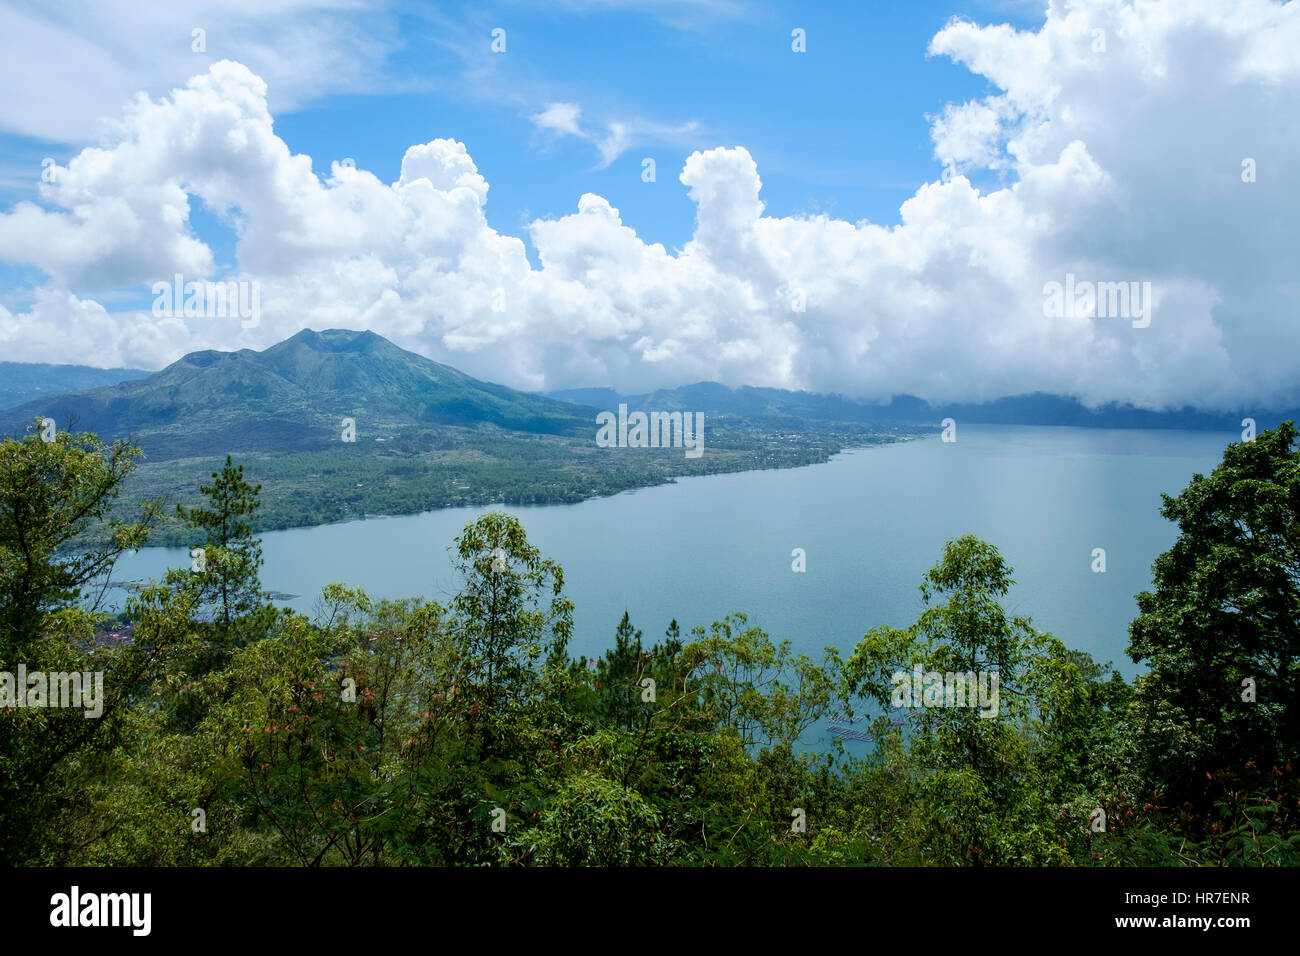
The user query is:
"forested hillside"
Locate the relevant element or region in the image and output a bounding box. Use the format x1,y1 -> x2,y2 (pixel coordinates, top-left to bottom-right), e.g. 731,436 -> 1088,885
0,330 -> 918,546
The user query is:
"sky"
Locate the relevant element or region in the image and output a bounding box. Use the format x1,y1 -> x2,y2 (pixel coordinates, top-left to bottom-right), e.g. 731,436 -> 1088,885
0,0 -> 1296,411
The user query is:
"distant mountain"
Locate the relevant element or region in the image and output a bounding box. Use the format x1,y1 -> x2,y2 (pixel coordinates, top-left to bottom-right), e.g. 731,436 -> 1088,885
892,393 -> 1296,431
547,383 -> 896,422
0,329 -> 594,458
0,330 -> 906,542
548,383 -> 1297,432
0,362 -> 152,410
8,328 -> 1289,467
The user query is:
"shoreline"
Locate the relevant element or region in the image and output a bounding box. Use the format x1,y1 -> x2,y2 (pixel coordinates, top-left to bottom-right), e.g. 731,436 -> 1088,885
121,426 -> 926,550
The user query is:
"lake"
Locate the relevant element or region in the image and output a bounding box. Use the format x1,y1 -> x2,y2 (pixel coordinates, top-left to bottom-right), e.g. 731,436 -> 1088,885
105,424 -> 1233,745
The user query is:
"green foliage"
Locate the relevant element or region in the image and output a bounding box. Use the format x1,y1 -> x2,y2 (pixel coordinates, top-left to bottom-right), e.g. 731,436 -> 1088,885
174,455 -> 271,644
1127,421 -> 1300,804
506,771 -> 669,866
447,512 -> 572,716
682,613 -> 840,751
0,422 -> 154,655
0,425 -> 169,865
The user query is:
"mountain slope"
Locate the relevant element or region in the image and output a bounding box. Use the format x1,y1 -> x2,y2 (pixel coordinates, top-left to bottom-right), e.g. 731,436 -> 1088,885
0,330 -> 921,543
0,362 -> 152,410
0,329 -> 594,458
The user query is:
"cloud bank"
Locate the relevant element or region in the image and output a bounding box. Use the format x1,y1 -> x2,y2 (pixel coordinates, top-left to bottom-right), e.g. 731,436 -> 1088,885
1,0 -> 1298,412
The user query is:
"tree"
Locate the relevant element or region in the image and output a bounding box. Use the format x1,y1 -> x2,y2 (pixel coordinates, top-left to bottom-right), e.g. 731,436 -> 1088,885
843,536 -> 1051,792
446,511 -> 573,714
680,613 -> 839,751
508,771 -> 668,866
175,455 -> 269,646
0,423 -> 154,656
0,425 -> 166,865
206,590 -> 454,866
584,611 -> 648,731
840,535 -> 1093,864
1127,420 -> 1300,801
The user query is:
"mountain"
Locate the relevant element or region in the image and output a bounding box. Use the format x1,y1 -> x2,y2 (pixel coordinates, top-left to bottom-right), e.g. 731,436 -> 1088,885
0,362 -> 152,410
549,383 -> 1298,432
0,329 -> 907,543
0,329 -> 595,458
9,329 -> 1283,461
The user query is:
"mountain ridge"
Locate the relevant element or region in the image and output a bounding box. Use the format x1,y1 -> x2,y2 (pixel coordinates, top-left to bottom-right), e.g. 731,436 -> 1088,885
546,384 -> 1295,432
0,361 -> 153,410
0,328 -> 595,458
5,331 -> 1291,446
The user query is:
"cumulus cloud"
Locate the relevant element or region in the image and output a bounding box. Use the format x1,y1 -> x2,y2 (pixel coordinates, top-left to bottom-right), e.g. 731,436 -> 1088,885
0,287 -> 195,369
1,0 -> 1299,412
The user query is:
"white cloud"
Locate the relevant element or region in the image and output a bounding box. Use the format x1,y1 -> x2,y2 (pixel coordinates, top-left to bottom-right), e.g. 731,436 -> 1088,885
532,102 -> 584,138
2,0 -> 1300,413
530,100 -> 699,169
930,98 -> 1014,175
0,286 -> 195,368
0,0 -> 396,143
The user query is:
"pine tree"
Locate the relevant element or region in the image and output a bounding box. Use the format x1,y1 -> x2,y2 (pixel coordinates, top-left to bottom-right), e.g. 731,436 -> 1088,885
596,611 -> 644,730
175,455 -> 268,645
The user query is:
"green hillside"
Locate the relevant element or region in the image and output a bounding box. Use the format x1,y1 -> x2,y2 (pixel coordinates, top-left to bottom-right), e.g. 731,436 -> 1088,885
0,329 -> 916,544
0,329 -> 594,458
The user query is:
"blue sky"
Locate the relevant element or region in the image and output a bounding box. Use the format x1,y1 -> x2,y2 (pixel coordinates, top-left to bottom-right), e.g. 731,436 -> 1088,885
290,0 -> 1026,253
0,1 -> 1034,290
